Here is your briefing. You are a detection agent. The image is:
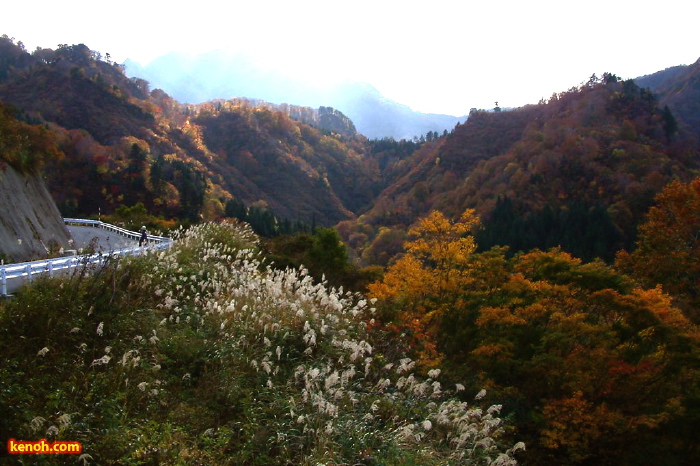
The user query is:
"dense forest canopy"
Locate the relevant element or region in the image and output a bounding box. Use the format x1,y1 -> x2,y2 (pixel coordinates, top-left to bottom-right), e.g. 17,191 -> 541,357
368,206 -> 700,464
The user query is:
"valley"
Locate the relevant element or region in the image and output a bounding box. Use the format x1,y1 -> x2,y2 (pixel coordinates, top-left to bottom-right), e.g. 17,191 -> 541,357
2,34 -> 700,464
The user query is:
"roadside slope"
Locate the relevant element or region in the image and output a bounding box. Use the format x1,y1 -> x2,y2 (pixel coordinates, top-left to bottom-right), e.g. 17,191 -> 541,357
0,164 -> 71,262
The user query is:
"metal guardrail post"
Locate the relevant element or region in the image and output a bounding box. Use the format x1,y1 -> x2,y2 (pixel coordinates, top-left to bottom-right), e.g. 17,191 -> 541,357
1,268 -> 6,296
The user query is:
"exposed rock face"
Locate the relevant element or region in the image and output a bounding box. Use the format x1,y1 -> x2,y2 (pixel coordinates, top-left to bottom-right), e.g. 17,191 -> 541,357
0,164 -> 71,263
317,106 -> 357,137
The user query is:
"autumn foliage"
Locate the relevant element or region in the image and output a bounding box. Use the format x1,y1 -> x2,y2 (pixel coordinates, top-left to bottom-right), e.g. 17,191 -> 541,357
0,102 -> 61,173
369,210 -> 480,366
370,209 -> 700,464
617,178 -> 700,323
350,74 -> 700,265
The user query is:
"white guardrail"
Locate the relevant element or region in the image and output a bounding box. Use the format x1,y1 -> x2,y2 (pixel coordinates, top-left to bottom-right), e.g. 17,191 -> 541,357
1,219 -> 171,296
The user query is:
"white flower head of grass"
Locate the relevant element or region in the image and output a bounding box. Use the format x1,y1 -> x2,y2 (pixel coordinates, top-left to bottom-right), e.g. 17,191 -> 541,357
120,350 -> 137,366
397,358 -> 415,374
324,371 -> 340,390
29,416 -> 46,433
91,355 -> 111,366
261,359 -> 272,374
57,413 -> 72,429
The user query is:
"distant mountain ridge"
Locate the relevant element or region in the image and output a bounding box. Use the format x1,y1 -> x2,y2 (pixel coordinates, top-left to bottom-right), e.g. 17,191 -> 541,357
232,99 -> 357,137
635,57 -> 700,141
124,51 -> 466,140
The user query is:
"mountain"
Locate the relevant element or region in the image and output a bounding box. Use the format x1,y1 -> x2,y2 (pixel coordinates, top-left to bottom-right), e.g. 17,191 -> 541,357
324,81 -> 466,141
124,51 -> 466,140
0,38 -> 384,227
185,99 -> 382,224
342,73 -> 700,263
230,99 -> 358,137
635,57 -> 700,141
635,64 -> 690,90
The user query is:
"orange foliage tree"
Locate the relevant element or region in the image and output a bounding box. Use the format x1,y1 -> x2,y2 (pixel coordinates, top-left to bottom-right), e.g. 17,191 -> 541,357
368,209 -> 480,366
451,249 -> 700,464
617,177 -> 700,324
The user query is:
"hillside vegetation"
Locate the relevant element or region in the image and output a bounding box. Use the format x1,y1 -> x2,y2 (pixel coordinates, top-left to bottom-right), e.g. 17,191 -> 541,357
0,37 -> 384,227
636,58 -> 700,141
368,206 -> 700,464
346,73 -> 700,264
3,34 -> 700,464
0,222 -> 522,464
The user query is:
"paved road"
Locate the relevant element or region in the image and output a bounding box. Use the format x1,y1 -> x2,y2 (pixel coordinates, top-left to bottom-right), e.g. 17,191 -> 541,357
67,225 -> 139,252
2,226 -> 140,297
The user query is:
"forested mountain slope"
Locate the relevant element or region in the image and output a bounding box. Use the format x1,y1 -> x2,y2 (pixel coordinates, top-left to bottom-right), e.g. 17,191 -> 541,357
346,74 -> 700,263
636,57 -> 700,141
187,99 -> 380,224
0,37 -> 382,227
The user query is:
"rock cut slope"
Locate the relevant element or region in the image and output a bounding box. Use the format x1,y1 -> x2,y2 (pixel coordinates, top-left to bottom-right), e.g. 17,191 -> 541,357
0,164 -> 71,262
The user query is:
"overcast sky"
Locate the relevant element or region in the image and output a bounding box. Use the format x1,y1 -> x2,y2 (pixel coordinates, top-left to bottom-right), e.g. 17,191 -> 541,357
2,0 -> 698,115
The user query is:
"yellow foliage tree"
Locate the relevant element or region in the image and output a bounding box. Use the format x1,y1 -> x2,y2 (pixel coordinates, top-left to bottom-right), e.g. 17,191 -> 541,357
369,209 -> 480,366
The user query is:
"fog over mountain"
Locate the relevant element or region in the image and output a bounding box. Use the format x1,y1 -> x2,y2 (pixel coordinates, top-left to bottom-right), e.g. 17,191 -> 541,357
124,50 -> 466,140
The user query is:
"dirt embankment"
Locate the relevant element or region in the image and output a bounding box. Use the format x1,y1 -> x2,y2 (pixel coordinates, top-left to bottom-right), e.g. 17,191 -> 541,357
0,164 -> 72,263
